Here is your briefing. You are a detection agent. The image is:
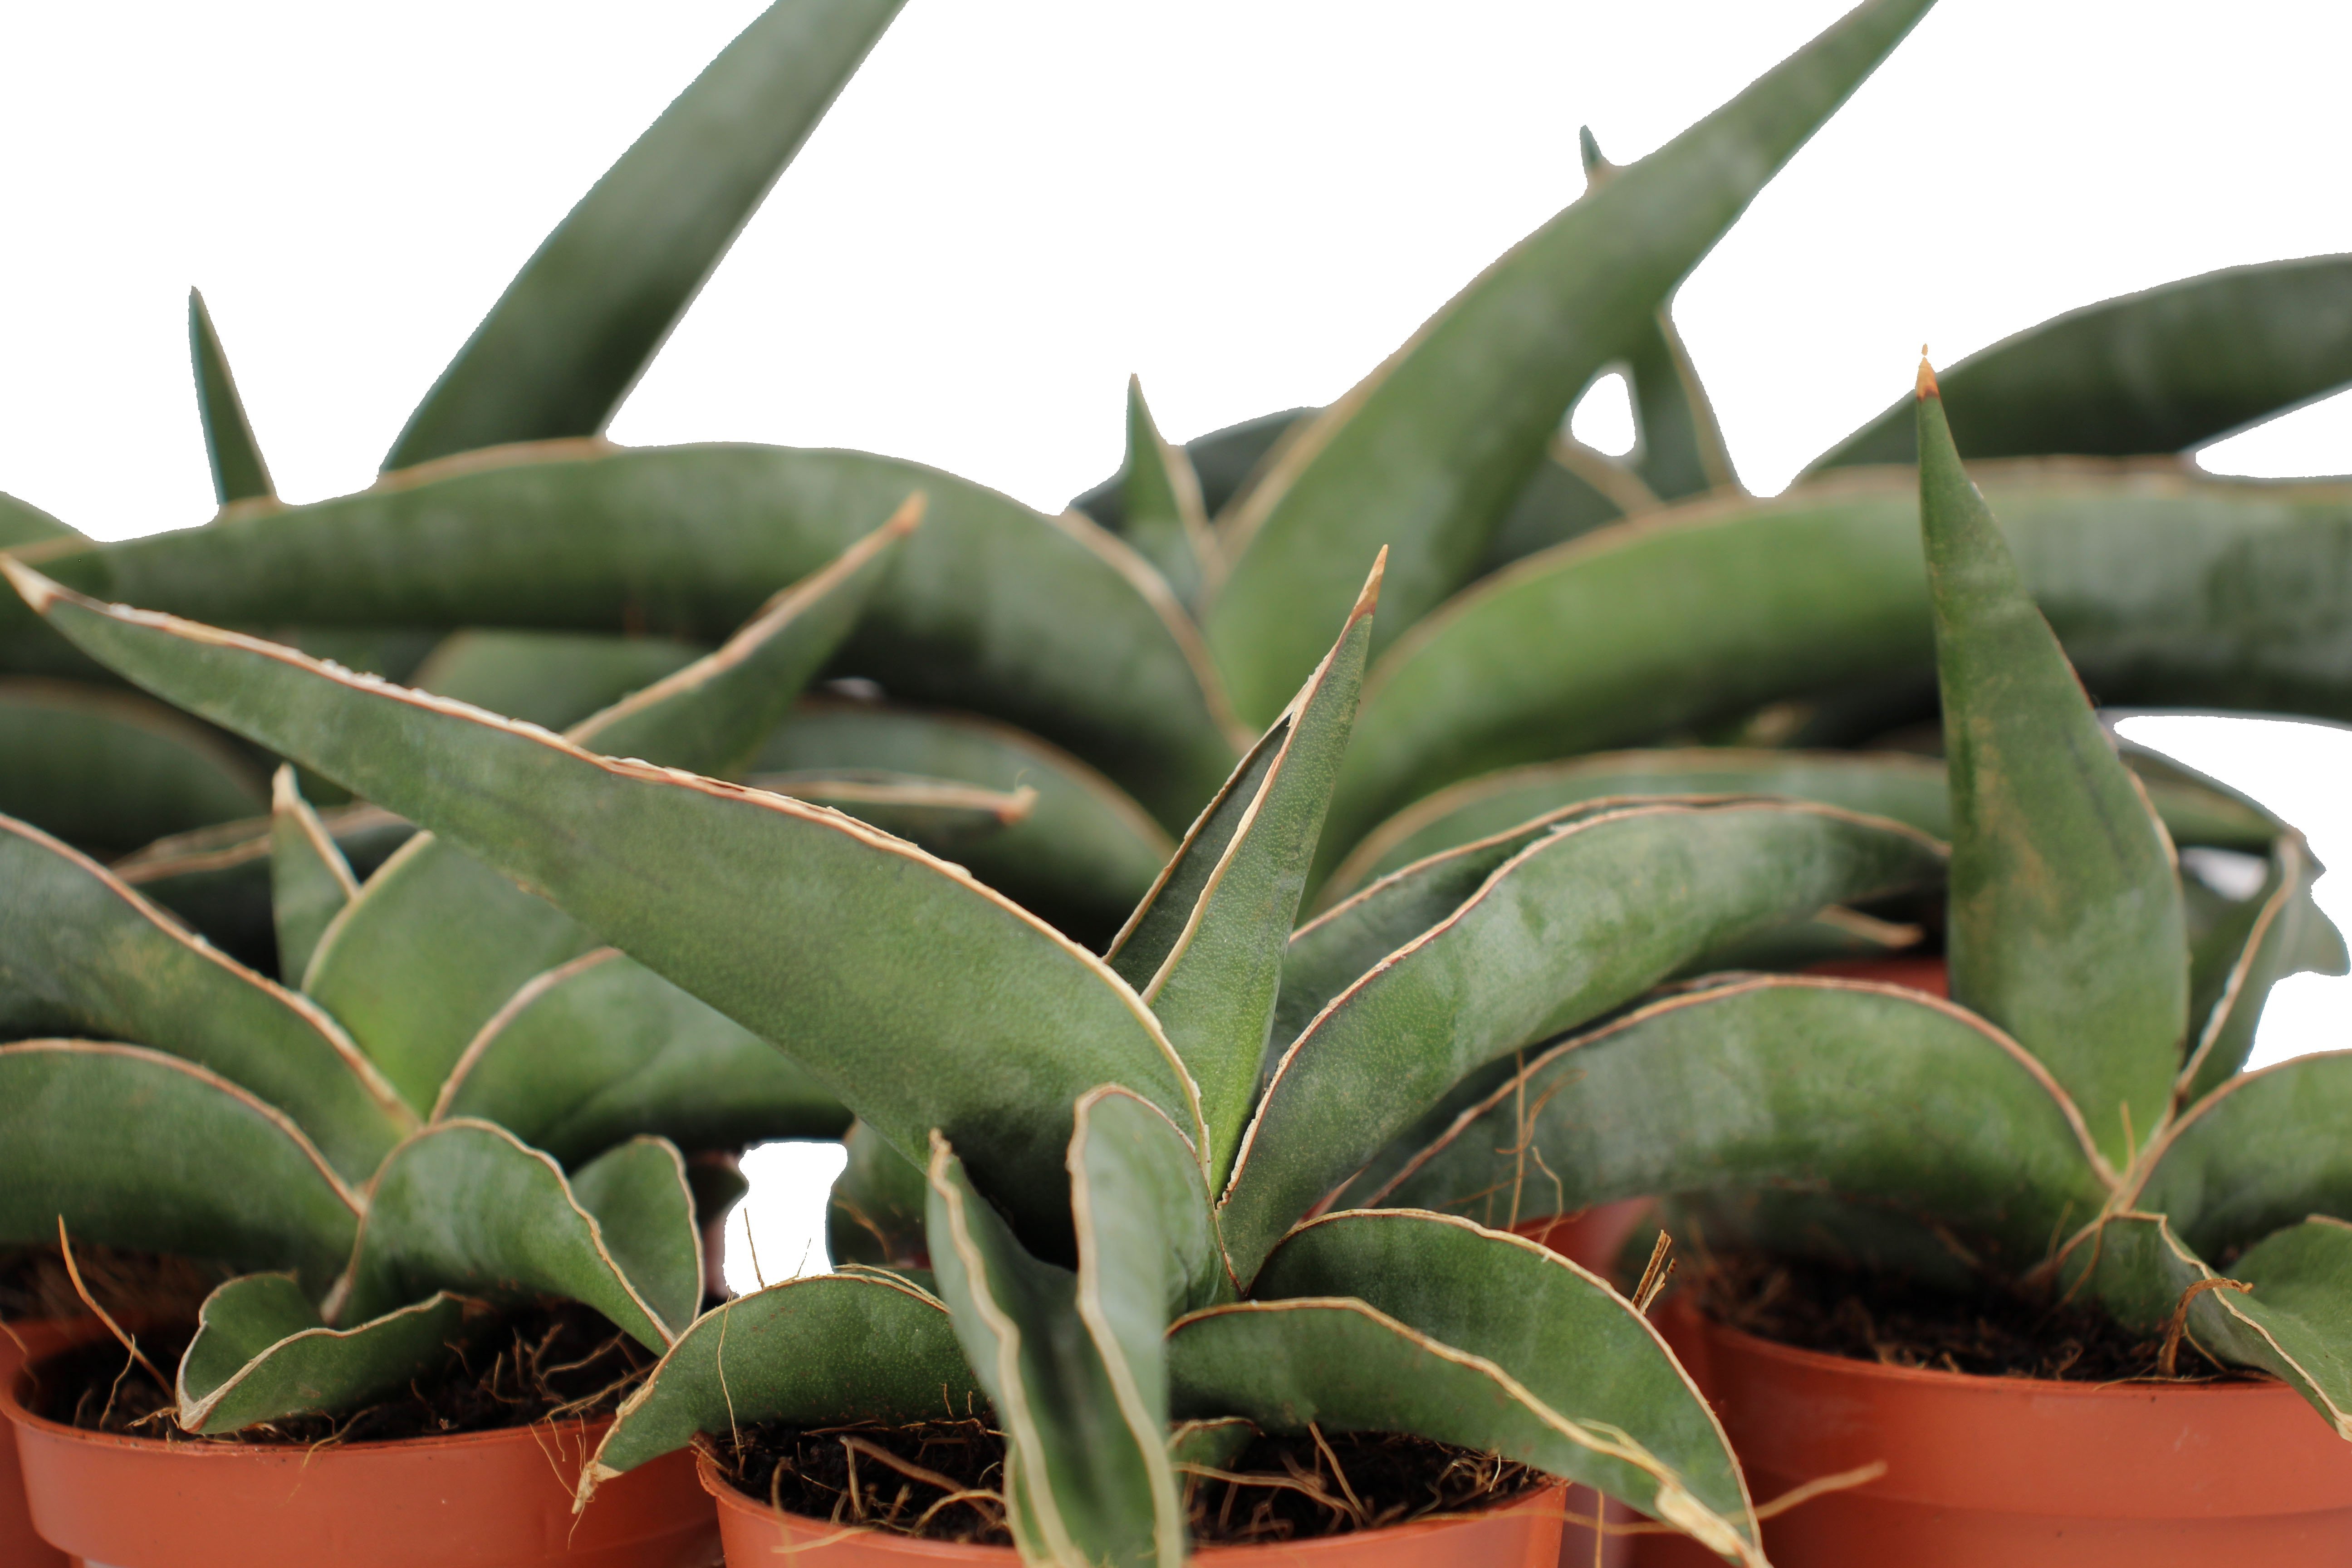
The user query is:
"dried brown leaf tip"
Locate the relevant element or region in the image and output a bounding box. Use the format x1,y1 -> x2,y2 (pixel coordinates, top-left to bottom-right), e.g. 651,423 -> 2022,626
1916,350 -> 1940,402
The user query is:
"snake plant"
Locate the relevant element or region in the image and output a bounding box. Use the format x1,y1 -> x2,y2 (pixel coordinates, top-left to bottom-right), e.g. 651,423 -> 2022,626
1335,369 -> 2352,1439
0,518 -> 957,1431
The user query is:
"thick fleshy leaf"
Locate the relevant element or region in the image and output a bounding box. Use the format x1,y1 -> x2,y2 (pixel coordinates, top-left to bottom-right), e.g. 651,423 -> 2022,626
384,0 -> 904,467
0,677 -> 265,856
752,772 -> 1034,846
10,568 -> 1201,1249
1,443 -> 1238,828
1371,976 -> 2110,1262
2132,1050 -> 2352,1259
411,630 -> 706,732
927,1133 -> 1176,1568
1109,561 -> 1377,1178
0,814 -> 409,1178
828,1119 -> 931,1269
0,493 -> 81,547
187,288 -> 273,506
340,1120 -> 688,1348
569,1136 -> 703,1339
309,507 -> 911,1108
1118,378 -> 1218,610
0,1041 -> 359,1292
1918,371 -> 2185,1170
1074,408 -> 1310,533
1220,800 -> 1946,1279
1816,256 -> 2352,470
268,767 -> 358,985
586,1271 -> 981,1487
1330,466 -> 2352,859
177,1274 -> 475,1433
754,697 -> 1172,943
438,948 -> 848,1165
1243,1211 -> 1755,1551
2064,1211 -> 2352,1436
2180,834 -> 2346,1101
1203,0 -> 1931,725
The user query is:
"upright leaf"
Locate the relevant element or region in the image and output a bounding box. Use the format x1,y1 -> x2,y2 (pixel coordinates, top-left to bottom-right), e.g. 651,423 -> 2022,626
8,566 -> 1200,1249
828,1118 -> 931,1269
568,1135 -> 703,1339
1117,378 -> 1219,610
1204,0 -> 1932,725
1108,558 -> 1378,1177
1918,363 -> 2186,1168
268,766 -> 358,984
384,0 -> 905,467
2132,1050 -> 2352,1259
2179,834 -> 2346,1101
187,288 -> 274,506
927,1133 -> 1176,1568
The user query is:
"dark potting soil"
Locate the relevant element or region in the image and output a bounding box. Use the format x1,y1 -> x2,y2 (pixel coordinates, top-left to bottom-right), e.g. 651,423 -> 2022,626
1690,1252 -> 2252,1382
28,1297 -> 655,1444
0,1243 -> 221,1326
711,1419 -> 1542,1547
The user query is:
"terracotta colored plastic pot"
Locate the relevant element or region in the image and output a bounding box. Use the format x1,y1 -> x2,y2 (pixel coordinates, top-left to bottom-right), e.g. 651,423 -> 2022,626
1800,955 -> 1948,997
699,1448 -> 1566,1566
1,1319 -> 95,1568
5,1348 -> 718,1568
1633,1300 -> 2352,1567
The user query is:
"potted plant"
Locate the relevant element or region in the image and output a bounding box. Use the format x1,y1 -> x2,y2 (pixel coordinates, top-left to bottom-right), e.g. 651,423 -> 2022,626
1350,364 -> 2352,1563
0,517 -> 927,1566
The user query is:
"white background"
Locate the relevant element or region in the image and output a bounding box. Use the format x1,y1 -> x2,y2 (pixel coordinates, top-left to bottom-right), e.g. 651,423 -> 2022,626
3,2 -> 2346,1285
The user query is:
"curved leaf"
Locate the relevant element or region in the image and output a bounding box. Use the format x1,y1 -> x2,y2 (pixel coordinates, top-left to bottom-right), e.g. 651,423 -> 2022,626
1332,464 -> 2352,857
268,767 -> 358,985
1074,408 -> 1311,533
1815,255 -> 2352,470
0,1041 -> 359,1292
753,697 -> 1171,941
1220,801 -> 1946,1278
1203,0 -> 1932,725
569,1136 -> 703,1339
178,1274 -> 476,1433
384,0 -> 905,467
1372,976 -> 2110,1263
10,568 -> 1201,1250
828,1119 -> 931,1269
927,1132 -> 1176,1568
753,771 -> 1034,844
188,288 -> 273,506
1117,378 -> 1217,610
2132,1049 -> 2352,1259
586,1271 -> 981,1487
411,630 -> 706,732
0,814 -> 409,1179
340,1119 -> 688,1348
6,443 -> 1237,827
0,492 -> 81,547
2180,833 -> 2346,1101
1243,1210 -> 1755,1550
0,676 -> 265,856
1918,371 -> 2185,1170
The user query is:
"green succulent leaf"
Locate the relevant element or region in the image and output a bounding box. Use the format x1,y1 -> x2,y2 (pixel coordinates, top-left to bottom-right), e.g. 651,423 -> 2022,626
927,1131 -> 1179,1568
1816,256 -> 2352,470
437,947 -> 849,1166
267,767 -> 358,985
0,1041 -> 359,1292
1328,467 -> 2352,859
1118,378 -> 1219,611
2132,1050 -> 2352,1259
1074,409 -> 1311,534
411,631 -> 706,733
1918,373 -> 2186,1170
307,506 -> 911,1108
1235,1210 -> 1756,1553
7,567 -> 1201,1249
1203,0 -> 1932,725
0,677 -> 269,858
1372,975 -> 2111,1263
828,1118 -> 931,1269
753,771 -> 1035,845
1110,560 -> 1377,1178
754,697 -> 1172,943
2064,1211 -> 2352,1436
0,493 -> 82,547
0,814 -> 409,1178
2180,834 -> 2346,1101
187,288 -> 274,507
341,1119 -> 691,1348
0,443 -> 1238,828
586,1270 -> 982,1488
384,0 -> 905,468
1220,800 -> 1947,1279
177,1274 -> 476,1433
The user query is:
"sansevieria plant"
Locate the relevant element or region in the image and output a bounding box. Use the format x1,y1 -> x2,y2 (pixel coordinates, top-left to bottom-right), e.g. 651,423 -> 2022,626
1345,367 -> 2352,1437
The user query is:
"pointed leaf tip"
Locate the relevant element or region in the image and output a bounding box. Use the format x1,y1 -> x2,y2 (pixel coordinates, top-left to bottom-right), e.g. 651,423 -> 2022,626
1917,352 -> 1939,401
0,555 -> 57,613
1349,549 -> 1388,624
1578,126 -> 1606,178
882,491 -> 927,538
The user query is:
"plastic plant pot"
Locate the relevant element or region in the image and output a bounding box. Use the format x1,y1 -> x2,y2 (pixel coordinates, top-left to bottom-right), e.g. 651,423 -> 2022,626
1632,1300 -> 2352,1567
1,1319 -> 98,1568
698,1446 -> 1568,1566
4,1349 -> 718,1568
